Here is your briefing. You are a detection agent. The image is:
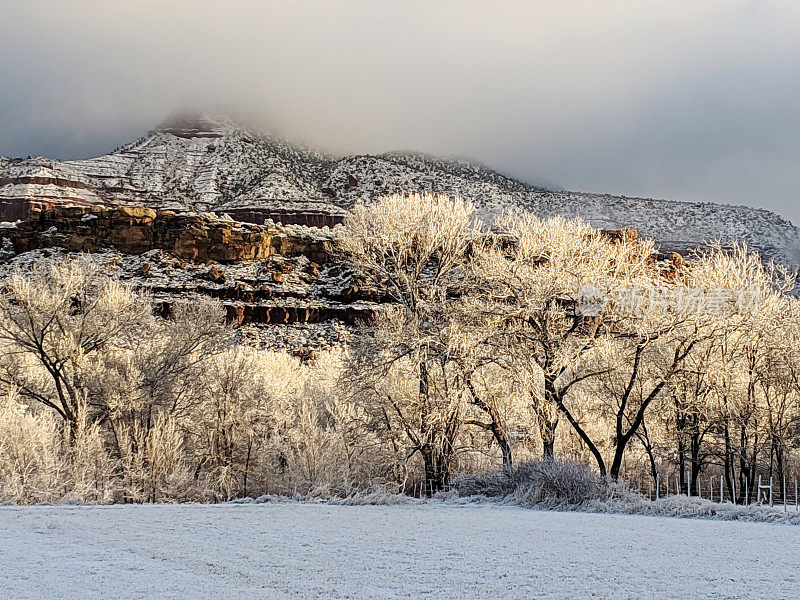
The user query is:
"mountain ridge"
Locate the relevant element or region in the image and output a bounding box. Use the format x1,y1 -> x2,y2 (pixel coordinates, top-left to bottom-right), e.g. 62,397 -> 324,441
2,116 -> 798,268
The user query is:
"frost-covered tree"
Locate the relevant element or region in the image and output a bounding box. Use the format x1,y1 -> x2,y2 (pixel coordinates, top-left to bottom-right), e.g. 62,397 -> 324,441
0,258 -> 151,436
470,214 -> 656,460
338,193 -> 479,493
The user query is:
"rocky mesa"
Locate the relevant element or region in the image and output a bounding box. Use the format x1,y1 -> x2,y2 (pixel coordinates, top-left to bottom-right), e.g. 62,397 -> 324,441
2,116 -> 798,269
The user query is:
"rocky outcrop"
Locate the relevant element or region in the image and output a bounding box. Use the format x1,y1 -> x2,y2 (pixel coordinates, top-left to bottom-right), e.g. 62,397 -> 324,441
223,304 -> 372,326
0,203 -> 710,353
10,205 -> 332,264
0,198 -> 57,221
0,206 -> 379,350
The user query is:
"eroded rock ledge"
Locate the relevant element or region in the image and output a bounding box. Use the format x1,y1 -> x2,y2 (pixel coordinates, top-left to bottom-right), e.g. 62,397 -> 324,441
10,205 -> 333,264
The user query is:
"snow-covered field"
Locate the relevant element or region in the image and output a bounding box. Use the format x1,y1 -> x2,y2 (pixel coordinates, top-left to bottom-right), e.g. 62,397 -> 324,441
1,502 -> 798,599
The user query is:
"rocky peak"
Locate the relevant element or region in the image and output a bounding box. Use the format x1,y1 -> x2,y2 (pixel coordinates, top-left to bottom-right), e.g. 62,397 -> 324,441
152,114 -> 235,140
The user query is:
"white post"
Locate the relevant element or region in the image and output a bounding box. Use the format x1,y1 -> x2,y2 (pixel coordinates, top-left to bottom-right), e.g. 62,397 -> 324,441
720,475 -> 724,503
745,478 -> 749,505
648,478 -> 652,501
676,476 -> 680,497
656,474 -> 660,500
732,476 -> 736,505
687,472 -> 691,497
784,476 -> 787,512
770,476 -> 773,507
795,480 -> 798,512
758,475 -> 762,504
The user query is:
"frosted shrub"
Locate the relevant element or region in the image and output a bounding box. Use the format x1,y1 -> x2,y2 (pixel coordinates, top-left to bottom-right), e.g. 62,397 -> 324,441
454,458 -> 602,506
118,415 -> 196,503
67,403 -> 118,504
192,346 -> 277,500
0,394 -> 117,504
510,458 -> 602,505
0,394 -> 66,503
265,350 -> 392,496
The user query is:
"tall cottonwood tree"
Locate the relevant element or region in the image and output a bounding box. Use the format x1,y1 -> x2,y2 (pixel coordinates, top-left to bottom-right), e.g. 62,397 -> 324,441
471,214 -> 656,459
338,193 -> 479,493
688,244 -> 796,500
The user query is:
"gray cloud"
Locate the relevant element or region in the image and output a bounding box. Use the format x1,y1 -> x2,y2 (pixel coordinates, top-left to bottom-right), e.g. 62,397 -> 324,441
2,1 -> 799,222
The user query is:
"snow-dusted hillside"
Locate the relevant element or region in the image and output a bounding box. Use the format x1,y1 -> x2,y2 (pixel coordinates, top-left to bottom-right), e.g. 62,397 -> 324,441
2,115 -> 798,267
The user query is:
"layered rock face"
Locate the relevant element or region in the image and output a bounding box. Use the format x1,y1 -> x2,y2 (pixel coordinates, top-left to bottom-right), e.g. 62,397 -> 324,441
11,205 -> 331,264
0,204 -> 706,353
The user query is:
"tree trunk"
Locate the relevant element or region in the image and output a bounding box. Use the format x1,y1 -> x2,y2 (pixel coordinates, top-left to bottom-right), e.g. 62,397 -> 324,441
466,380 -> 512,471
420,445 -> 453,496
723,419 -> 737,502
541,433 -> 555,459
609,440 -> 629,481
635,420 -> 658,483
498,431 -> 513,472
690,429 -> 702,496
538,384 -> 560,459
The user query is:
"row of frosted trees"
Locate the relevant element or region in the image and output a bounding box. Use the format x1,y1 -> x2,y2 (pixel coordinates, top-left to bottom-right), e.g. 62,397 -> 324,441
0,193 -> 797,502
338,194 -> 799,498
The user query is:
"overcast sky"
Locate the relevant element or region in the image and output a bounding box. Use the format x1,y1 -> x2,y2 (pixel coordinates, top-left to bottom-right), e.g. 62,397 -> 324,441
2,1 -> 799,222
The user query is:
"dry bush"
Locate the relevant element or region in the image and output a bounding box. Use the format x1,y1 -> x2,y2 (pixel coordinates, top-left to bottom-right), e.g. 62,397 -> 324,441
67,403 -> 118,503
454,458 -> 603,506
264,350 -> 395,496
117,414 -> 197,503
0,392 -> 66,503
0,392 -> 116,504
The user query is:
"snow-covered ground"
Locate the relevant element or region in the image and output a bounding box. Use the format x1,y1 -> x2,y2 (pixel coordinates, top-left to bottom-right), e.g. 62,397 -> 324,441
1,502 -> 798,599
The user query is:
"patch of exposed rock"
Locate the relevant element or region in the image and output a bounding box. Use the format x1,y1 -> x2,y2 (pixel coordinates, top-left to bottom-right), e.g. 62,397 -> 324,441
10,205 -> 332,264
